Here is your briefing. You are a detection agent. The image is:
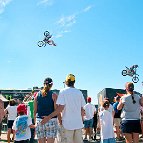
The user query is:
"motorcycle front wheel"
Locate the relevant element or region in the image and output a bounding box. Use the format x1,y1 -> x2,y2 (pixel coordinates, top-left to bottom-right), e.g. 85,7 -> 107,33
44,31 -> 50,37
122,70 -> 127,76
132,76 -> 139,83
37,41 -> 44,47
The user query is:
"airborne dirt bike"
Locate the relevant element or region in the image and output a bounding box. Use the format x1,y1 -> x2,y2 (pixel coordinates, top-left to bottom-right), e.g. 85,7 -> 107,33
122,66 -> 139,83
37,31 -> 56,47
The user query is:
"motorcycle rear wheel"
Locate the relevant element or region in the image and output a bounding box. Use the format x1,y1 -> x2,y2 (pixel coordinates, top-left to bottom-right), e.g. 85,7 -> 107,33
132,76 -> 139,83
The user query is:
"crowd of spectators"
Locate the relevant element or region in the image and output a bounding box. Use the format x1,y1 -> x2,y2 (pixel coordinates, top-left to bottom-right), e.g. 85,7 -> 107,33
0,76 -> 143,143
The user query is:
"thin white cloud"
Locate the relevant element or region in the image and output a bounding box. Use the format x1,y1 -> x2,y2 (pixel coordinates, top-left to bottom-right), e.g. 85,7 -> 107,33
57,15 -> 76,28
0,0 -> 12,14
63,30 -> 71,33
54,30 -> 71,38
55,34 -> 63,38
55,4 -> 93,38
55,15 -> 76,38
83,5 -> 93,12
38,0 -> 54,6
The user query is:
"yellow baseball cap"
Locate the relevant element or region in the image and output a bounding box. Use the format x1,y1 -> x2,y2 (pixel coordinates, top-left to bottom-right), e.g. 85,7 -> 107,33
65,74 -> 75,82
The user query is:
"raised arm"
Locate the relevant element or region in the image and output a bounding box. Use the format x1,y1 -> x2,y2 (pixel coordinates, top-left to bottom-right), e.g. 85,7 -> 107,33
34,96 -> 38,124
117,100 -> 124,110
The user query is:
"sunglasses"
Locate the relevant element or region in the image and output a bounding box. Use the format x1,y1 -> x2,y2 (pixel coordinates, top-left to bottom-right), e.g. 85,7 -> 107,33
44,82 -> 49,85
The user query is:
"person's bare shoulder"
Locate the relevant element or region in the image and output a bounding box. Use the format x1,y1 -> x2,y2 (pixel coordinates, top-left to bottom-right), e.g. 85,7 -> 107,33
52,93 -> 58,102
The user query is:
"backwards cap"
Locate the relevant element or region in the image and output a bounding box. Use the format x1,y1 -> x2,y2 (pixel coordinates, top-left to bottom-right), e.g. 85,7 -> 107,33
87,97 -> 91,102
17,104 -> 27,113
44,77 -> 53,85
65,74 -> 75,82
102,100 -> 110,108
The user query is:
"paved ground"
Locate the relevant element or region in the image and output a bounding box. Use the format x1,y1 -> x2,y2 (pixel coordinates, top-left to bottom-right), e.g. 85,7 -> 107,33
1,131 -> 143,143
0,133 -> 125,143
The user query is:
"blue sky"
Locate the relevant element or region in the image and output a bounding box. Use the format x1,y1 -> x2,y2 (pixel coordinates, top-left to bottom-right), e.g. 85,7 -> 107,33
0,0 -> 142,104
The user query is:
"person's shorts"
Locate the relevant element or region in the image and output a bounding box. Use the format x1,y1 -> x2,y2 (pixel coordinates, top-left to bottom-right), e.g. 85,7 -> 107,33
84,118 -> 93,128
114,118 -> 121,126
36,118 -> 58,139
8,120 -> 14,129
64,128 -> 83,143
14,139 -> 29,143
101,138 -> 116,143
120,120 -> 141,133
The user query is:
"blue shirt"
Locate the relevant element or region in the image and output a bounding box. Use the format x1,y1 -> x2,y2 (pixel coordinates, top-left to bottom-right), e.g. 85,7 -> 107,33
113,102 -> 121,118
36,90 -> 57,118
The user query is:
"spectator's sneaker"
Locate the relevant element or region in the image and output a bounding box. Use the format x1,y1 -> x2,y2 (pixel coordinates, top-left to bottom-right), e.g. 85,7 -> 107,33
83,137 -> 88,141
116,137 -> 124,141
88,138 -> 92,142
96,139 -> 101,142
10,137 -> 14,141
139,137 -> 143,141
120,137 -> 125,141
91,136 -> 97,141
116,138 -> 120,141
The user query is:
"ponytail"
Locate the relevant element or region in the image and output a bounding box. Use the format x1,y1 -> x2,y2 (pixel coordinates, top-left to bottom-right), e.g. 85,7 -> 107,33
131,94 -> 136,104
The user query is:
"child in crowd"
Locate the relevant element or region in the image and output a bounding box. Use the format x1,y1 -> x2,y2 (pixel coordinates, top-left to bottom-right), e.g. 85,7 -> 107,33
4,99 -> 17,143
113,96 -> 123,141
99,98 -> 115,117
0,99 -> 4,139
12,104 -> 35,143
97,100 -> 116,143
83,97 -> 96,141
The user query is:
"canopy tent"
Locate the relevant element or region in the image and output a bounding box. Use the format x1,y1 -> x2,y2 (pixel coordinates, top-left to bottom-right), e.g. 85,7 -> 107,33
0,94 -> 9,102
0,94 -> 9,109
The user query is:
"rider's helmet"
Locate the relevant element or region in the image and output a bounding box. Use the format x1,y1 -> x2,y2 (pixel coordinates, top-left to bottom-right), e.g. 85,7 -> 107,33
134,65 -> 138,68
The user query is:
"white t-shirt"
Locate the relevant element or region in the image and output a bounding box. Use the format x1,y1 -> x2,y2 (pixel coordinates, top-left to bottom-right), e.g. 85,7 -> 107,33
6,105 -> 17,120
84,103 -> 96,120
12,115 -> 32,141
99,110 -> 115,140
56,87 -> 86,130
